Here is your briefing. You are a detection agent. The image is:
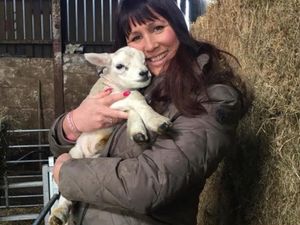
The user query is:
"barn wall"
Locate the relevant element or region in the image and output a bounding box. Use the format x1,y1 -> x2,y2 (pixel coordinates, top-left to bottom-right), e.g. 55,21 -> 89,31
0,54 -> 97,129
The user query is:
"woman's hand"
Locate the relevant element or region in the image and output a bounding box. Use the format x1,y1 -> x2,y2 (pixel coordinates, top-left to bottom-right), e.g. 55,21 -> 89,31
53,153 -> 72,185
64,88 -> 130,137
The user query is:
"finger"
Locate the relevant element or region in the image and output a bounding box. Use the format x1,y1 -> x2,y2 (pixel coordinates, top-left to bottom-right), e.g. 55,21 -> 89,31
53,153 -> 72,184
112,118 -> 125,124
101,107 -> 128,119
87,87 -> 113,99
110,117 -> 124,124
104,117 -> 125,128
57,153 -> 72,162
101,90 -> 131,106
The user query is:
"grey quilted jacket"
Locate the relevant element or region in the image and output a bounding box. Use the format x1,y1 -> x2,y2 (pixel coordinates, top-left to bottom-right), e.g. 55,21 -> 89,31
48,77 -> 242,225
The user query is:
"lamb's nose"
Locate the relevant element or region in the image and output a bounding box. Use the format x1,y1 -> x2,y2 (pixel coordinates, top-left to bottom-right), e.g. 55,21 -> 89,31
139,70 -> 149,77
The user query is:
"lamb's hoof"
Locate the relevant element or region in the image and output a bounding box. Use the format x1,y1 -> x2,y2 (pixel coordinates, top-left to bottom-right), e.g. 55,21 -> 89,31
49,209 -> 67,225
158,121 -> 172,134
133,133 -> 148,143
49,216 -> 64,225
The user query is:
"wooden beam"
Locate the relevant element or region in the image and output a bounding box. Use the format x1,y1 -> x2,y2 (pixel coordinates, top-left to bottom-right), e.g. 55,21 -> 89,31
52,0 -> 64,117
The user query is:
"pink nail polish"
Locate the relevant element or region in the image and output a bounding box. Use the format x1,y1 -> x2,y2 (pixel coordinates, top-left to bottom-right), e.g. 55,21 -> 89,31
123,90 -> 131,96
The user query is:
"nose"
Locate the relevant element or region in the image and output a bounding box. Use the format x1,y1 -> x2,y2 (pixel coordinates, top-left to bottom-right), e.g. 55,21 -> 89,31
144,35 -> 158,52
139,70 -> 149,77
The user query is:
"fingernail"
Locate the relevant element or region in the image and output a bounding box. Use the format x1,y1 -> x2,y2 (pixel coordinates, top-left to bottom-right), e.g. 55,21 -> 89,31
123,90 -> 131,96
104,87 -> 113,92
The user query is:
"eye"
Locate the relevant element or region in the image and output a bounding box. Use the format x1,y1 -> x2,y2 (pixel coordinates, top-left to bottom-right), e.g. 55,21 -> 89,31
130,34 -> 142,43
116,64 -> 125,70
153,25 -> 165,32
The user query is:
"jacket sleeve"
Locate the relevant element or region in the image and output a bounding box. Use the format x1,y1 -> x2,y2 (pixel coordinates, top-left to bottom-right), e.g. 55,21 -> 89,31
58,84 -> 242,213
48,113 -> 75,157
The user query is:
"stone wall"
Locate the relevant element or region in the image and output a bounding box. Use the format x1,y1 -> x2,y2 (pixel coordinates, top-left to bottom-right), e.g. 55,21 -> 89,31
0,54 -> 98,129
63,54 -> 98,112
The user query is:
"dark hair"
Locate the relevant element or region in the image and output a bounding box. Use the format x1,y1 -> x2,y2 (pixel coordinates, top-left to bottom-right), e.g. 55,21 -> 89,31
114,0 -> 252,117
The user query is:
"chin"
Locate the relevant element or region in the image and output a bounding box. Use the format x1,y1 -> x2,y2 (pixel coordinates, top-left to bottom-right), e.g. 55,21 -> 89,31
150,69 -> 161,76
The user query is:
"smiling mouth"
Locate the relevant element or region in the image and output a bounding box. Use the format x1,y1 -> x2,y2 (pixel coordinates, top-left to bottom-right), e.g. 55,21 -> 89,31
146,52 -> 167,62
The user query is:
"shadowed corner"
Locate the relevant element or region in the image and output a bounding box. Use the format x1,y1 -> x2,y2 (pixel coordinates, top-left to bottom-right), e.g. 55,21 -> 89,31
0,120 -> 8,199
223,111 -> 275,224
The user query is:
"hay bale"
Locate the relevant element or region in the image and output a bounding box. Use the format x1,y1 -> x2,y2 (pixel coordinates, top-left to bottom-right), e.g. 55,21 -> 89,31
191,0 -> 300,224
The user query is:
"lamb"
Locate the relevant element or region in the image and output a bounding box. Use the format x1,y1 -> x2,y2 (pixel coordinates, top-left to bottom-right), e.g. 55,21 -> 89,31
48,46 -> 172,225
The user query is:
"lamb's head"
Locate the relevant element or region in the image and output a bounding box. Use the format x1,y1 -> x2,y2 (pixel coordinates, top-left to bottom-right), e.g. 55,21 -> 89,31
84,46 -> 151,90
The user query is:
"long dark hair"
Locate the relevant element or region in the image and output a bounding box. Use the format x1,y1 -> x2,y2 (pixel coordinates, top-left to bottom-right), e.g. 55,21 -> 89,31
114,0 -> 252,117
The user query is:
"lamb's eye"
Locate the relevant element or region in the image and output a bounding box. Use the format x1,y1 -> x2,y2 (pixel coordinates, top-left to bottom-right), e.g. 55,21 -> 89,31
116,64 -> 124,70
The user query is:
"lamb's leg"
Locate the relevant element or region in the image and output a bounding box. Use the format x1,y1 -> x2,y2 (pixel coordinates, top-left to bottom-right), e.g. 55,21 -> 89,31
49,195 -> 72,225
49,145 -> 84,225
49,129 -> 112,225
137,105 -> 171,134
127,110 -> 148,143
112,91 -> 172,134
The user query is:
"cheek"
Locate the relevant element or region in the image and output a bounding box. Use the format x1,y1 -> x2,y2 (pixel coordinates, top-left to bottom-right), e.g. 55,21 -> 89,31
164,29 -> 179,50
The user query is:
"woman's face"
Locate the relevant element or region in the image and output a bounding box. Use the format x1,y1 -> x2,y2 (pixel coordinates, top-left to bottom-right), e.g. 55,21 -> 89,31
126,15 -> 180,76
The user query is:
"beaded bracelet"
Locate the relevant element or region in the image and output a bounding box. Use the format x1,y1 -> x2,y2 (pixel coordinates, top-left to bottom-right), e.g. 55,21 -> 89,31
65,111 -> 81,140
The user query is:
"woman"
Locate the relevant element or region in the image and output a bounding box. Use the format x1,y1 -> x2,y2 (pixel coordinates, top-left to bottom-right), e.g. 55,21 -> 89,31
49,0 -> 252,224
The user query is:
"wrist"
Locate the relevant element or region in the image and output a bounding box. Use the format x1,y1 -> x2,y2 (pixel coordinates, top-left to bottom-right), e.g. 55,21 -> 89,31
63,111 -> 81,141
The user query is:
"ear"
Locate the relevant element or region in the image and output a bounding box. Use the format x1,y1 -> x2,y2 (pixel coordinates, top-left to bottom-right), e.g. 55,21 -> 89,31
84,53 -> 112,66
197,54 -> 210,70
96,67 -> 109,77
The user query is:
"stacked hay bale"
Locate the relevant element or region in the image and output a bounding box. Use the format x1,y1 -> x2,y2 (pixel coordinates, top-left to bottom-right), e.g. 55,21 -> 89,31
191,0 -> 299,224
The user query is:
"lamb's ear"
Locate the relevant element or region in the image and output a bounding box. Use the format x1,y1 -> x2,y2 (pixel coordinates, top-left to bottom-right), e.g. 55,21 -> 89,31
197,54 -> 210,70
84,53 -> 112,66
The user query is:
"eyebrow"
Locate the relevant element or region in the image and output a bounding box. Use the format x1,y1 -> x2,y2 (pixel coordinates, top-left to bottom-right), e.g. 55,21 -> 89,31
129,19 -> 168,35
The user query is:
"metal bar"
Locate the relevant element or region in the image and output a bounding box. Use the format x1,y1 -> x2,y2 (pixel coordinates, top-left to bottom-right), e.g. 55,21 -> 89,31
0,194 -> 43,198
8,175 -> 42,178
109,0 -> 112,41
0,40 -> 52,44
40,0 -> 44,40
7,159 -> 48,164
22,0 -> 26,39
8,129 -> 50,133
84,0 -> 87,42
13,0 -> 16,39
101,0 -> 104,41
4,173 -> 9,207
67,0 -> 70,41
0,214 -> 39,222
0,181 -> 43,189
32,193 -> 60,225
49,1 -> 52,40
92,0 -> 95,42
42,165 -> 50,209
32,12 -> 35,40
4,0 -> 8,40
186,0 -> 190,28
0,204 -> 42,209
37,80 -> 42,169
75,0 -> 78,41
8,144 -> 49,148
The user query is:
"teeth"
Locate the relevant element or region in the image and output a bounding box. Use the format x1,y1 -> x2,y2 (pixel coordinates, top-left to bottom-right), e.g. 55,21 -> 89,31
150,53 -> 166,62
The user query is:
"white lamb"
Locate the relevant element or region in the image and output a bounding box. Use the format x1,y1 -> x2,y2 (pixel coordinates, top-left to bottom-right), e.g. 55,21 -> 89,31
49,46 -> 172,225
